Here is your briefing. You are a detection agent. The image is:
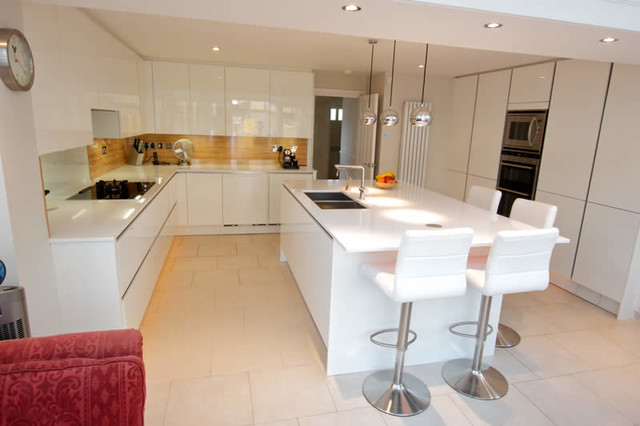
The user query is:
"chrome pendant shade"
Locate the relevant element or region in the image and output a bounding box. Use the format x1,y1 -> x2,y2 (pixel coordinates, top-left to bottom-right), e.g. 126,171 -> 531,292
361,39 -> 377,126
381,40 -> 399,127
410,43 -> 433,127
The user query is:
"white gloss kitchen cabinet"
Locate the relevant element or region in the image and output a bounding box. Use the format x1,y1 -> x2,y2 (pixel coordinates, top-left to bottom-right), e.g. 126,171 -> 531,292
269,70 -> 314,138
223,173 -> 269,225
186,173 -> 223,226
508,62 -> 555,110
467,69 -> 511,182
190,64 -> 226,136
152,61 -> 191,134
225,67 -> 271,137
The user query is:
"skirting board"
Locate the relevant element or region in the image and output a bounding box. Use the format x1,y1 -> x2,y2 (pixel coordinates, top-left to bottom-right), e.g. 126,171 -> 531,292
550,271 -> 621,316
174,224 -> 280,235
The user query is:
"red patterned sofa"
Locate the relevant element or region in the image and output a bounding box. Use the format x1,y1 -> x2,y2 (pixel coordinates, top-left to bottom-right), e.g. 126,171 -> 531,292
0,329 -> 145,425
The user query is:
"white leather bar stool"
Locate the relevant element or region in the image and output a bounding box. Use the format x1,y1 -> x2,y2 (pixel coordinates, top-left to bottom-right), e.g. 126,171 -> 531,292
495,198 -> 558,348
466,186 -> 502,214
360,228 -> 474,416
443,227 -> 559,400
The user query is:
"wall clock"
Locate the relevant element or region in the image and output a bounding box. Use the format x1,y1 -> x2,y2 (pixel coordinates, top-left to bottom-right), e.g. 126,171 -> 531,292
0,28 -> 35,92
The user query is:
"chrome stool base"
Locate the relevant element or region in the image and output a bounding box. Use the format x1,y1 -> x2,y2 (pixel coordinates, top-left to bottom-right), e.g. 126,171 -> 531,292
363,369 -> 431,416
442,358 -> 508,400
495,323 -> 521,348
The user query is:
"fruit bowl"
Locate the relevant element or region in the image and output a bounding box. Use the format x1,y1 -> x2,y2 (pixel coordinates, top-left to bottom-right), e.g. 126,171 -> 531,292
375,180 -> 397,189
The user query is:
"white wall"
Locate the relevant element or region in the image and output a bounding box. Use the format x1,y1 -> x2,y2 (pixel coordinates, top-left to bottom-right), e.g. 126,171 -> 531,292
0,0 -> 63,335
375,72 -> 453,191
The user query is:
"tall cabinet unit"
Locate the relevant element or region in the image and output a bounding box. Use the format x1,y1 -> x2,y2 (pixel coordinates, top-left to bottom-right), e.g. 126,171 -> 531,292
508,62 -> 555,110
152,61 -> 191,134
225,67 -> 270,137
189,64 -> 225,136
536,60 -> 611,279
269,71 -> 314,138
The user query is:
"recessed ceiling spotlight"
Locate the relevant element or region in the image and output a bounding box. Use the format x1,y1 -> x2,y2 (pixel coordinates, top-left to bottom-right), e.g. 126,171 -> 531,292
212,46 -> 221,51
417,64 -> 424,68
342,4 -> 362,12
343,69 -> 353,75
600,37 -> 618,43
484,22 -> 503,29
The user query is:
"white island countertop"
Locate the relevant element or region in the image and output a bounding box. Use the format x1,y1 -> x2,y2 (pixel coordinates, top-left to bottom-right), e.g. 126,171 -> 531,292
47,164 -> 315,243
285,180 -> 568,253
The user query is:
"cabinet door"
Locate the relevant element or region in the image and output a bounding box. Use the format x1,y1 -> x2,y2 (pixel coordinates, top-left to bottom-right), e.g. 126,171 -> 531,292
537,60 -> 611,200
573,202 -> 640,302
535,190 -> 585,278
171,173 -> 189,226
509,62 -> 555,105
468,70 -> 511,181
96,57 -> 141,138
269,173 -> 314,224
269,70 -> 314,138
445,170 -> 467,201
225,67 -> 270,136
190,64 -> 225,136
223,174 -> 268,225
153,61 -> 190,134
186,173 -> 223,226
588,64 -> 640,213
138,60 -> 156,133
448,75 -> 478,173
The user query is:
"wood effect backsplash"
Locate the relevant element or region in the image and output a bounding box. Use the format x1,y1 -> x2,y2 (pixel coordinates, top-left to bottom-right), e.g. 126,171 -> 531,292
87,134 -> 308,179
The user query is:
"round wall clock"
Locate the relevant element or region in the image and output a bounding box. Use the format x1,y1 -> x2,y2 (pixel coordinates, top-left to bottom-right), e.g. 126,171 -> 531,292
0,260 -> 6,285
0,28 -> 35,92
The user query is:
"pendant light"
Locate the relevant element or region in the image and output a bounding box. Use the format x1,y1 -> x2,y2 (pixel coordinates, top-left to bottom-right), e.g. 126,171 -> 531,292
381,40 -> 399,127
361,39 -> 377,126
410,43 -> 432,127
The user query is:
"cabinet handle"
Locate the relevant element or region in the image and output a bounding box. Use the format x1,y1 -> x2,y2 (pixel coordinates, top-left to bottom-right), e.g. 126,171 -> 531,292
500,162 -> 535,171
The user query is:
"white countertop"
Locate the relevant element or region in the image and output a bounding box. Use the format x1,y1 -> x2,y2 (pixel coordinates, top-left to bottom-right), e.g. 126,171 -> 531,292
285,180 -> 569,253
47,164 -> 315,243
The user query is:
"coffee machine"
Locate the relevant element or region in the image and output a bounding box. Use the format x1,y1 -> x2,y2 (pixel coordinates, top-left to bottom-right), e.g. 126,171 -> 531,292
273,145 -> 300,169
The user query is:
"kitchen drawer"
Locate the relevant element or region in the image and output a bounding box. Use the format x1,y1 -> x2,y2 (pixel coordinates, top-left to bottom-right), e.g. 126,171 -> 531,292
115,188 -> 170,296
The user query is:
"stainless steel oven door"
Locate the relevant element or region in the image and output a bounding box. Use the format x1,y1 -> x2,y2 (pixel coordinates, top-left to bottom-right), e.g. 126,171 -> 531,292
496,155 -> 540,216
502,112 -> 546,153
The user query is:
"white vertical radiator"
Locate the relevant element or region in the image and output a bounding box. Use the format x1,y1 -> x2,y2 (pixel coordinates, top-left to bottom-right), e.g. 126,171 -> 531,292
398,101 -> 430,187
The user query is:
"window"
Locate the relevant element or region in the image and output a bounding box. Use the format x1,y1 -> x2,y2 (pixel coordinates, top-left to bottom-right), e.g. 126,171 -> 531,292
330,108 -> 344,121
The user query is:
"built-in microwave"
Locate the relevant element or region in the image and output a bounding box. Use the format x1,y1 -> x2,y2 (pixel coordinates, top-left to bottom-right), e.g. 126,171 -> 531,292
502,110 -> 547,153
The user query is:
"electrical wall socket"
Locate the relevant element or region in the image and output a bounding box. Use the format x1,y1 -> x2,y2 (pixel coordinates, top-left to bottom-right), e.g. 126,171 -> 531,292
166,142 -> 172,149
158,143 -> 163,149
149,142 -> 155,149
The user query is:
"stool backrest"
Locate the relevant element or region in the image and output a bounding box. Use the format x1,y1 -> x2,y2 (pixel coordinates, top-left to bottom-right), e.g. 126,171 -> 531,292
483,228 -> 559,296
510,198 -> 557,228
467,186 -> 502,214
394,228 -> 474,301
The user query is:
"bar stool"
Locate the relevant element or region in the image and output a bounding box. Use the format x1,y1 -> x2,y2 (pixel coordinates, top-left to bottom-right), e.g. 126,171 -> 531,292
466,185 -> 502,214
443,227 -> 559,400
360,228 -> 474,416
496,198 -> 557,348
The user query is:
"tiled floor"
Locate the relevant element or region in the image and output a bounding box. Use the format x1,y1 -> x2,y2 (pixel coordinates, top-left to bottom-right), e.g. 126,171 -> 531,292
141,234 -> 640,425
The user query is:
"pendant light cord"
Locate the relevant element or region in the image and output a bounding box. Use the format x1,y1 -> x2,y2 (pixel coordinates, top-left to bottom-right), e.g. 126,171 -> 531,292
368,41 -> 375,109
389,40 -> 396,108
420,43 -> 429,104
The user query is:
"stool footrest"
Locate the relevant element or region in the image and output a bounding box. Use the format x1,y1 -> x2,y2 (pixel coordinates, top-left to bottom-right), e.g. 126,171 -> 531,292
370,328 -> 417,348
448,321 -> 494,339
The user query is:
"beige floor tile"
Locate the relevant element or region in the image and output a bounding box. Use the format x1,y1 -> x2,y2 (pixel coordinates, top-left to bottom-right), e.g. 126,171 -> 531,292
382,395 -> 472,426
254,419 -> 299,426
171,256 -> 195,272
325,371 -> 371,411
239,266 -> 288,287
144,381 -> 171,426
594,319 -> 640,356
218,234 -> 257,244
404,361 -> 456,397
482,349 -> 538,384
532,284 -> 585,306
198,242 -> 237,257
192,256 -> 218,271
216,283 -> 270,311
250,364 -> 336,423
252,233 -> 280,244
534,302 -> 617,332
509,335 -> 591,378
164,373 -> 253,426
211,331 -> 283,376
177,235 -> 218,246
498,306 -> 564,337
515,375 -> 633,426
502,292 -> 545,309
259,251 -> 283,267
298,407 -> 385,426
574,366 -> 640,423
167,244 -> 199,258
547,329 -> 639,369
449,385 -> 553,426
218,254 -> 259,270
237,241 -> 277,256
192,269 -> 240,288
156,269 -> 192,290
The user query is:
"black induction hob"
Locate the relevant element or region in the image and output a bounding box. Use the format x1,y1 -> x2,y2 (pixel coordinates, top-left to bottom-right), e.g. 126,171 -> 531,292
67,180 -> 155,200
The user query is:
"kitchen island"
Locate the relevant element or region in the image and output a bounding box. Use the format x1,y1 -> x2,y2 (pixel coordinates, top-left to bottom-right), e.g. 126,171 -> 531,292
280,180 -> 565,376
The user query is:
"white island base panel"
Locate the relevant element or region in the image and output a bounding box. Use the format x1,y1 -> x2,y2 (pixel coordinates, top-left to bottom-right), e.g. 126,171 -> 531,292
280,188 -> 501,376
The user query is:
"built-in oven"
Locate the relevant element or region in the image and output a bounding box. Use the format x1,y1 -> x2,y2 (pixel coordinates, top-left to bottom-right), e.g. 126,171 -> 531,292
502,110 -> 547,153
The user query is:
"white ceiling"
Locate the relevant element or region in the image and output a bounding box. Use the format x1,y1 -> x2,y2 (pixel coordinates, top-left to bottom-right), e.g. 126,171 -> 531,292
82,9 -> 551,77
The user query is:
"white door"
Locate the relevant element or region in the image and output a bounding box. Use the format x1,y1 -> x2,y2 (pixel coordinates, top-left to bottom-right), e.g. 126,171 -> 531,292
356,93 -> 378,180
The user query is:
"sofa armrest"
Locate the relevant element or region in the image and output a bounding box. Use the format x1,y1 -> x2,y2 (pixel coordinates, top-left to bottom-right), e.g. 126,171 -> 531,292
0,329 -> 143,364
0,355 -> 145,425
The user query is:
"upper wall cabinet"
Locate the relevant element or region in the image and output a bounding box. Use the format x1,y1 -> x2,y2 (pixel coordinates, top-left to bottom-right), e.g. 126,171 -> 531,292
138,61 -> 156,134
447,75 -> 478,174
269,71 -> 314,138
468,69 -> 511,181
508,62 -> 555,109
225,67 -> 270,137
588,64 -> 640,214
189,64 -> 225,136
152,62 -> 190,135
537,60 -> 611,201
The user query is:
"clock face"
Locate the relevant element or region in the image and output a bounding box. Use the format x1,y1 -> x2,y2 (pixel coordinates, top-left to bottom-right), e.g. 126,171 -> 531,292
0,28 -> 34,91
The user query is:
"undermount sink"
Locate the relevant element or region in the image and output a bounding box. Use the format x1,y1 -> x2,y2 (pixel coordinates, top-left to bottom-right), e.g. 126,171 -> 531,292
303,191 -> 367,209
